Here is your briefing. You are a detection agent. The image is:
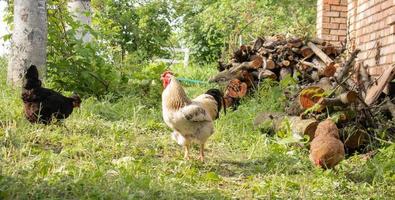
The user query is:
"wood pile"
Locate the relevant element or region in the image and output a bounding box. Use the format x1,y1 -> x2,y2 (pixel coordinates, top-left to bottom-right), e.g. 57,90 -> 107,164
210,35 -> 344,107
213,35 -> 395,163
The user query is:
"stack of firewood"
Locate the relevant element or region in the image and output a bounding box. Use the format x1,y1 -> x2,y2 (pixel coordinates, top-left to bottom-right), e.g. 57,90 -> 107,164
210,35 -> 345,107
212,35 -> 395,158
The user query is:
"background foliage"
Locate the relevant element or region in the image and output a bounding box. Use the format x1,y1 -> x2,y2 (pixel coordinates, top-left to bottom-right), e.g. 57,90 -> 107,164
173,0 -> 317,64
3,0 -> 316,97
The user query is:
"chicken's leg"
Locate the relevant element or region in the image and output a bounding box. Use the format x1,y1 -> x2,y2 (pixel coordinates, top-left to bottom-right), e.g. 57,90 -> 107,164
184,144 -> 190,160
199,143 -> 205,162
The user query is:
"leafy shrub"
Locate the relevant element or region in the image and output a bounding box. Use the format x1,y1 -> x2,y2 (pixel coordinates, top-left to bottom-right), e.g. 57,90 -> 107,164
175,0 -> 317,64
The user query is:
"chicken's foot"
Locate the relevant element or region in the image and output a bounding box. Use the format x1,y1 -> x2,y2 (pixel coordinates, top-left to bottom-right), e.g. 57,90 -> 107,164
199,143 -> 205,162
184,145 -> 190,160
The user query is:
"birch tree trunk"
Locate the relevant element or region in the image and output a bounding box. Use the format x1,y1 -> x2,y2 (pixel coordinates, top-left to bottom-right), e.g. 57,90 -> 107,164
7,0 -> 47,86
67,0 -> 92,43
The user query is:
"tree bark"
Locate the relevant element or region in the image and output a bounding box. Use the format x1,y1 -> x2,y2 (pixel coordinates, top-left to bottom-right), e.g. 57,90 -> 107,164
7,0 -> 47,86
67,0 -> 92,43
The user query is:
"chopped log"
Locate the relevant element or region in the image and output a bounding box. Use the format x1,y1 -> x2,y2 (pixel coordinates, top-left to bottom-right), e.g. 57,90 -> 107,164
241,70 -> 255,88
314,77 -> 333,91
365,64 -> 395,105
233,45 -> 252,63
227,55 -> 264,74
300,61 -> 314,68
253,113 -> 319,140
225,79 -> 248,98
253,37 -> 265,51
258,47 -> 276,55
312,57 -> 336,77
281,60 -> 291,67
339,91 -> 358,104
321,44 -> 337,56
300,46 -> 314,58
249,55 -> 264,69
291,47 -> 301,54
263,39 -> 287,49
298,86 -> 325,110
255,68 -> 277,80
266,57 -> 276,70
342,129 -> 368,151
307,42 -> 336,70
318,91 -> 358,108
288,38 -> 303,48
284,116 -> 319,140
217,61 -> 231,72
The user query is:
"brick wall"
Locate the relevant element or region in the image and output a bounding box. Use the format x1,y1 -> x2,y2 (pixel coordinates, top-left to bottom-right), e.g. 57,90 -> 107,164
317,0 -> 348,46
347,0 -> 395,76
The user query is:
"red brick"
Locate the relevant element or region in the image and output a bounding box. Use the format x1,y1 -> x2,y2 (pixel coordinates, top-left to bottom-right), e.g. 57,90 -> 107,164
331,29 -> 347,35
324,4 -> 331,11
322,35 -> 339,41
387,15 -> 395,25
381,0 -> 393,10
323,16 -> 331,23
331,5 -> 348,11
323,28 -> 331,34
331,17 -> 347,23
339,23 -> 347,29
324,0 -> 341,5
323,23 -> 339,29
381,43 -> 395,55
326,11 -> 340,17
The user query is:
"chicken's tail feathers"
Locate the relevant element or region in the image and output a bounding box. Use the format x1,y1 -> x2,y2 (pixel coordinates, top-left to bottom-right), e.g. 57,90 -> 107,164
23,65 -> 41,89
205,88 -> 226,118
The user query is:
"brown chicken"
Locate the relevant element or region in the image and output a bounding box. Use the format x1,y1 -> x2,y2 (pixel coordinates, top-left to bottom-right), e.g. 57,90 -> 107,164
309,119 -> 345,169
22,65 -> 81,124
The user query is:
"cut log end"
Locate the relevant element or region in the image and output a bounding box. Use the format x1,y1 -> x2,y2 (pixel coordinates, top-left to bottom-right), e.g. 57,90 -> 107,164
322,62 -> 337,77
225,79 -> 248,99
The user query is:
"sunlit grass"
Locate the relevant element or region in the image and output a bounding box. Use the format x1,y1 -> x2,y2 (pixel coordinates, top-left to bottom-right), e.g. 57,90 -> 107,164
0,60 -> 394,199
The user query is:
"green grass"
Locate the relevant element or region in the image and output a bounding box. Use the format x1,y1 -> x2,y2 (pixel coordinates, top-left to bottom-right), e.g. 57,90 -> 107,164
0,61 -> 394,199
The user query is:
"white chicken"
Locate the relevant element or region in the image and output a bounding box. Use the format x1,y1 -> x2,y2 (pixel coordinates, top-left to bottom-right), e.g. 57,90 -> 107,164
161,71 -> 225,161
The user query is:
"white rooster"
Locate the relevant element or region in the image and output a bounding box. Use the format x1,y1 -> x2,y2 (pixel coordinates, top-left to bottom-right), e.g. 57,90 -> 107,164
160,71 -> 225,161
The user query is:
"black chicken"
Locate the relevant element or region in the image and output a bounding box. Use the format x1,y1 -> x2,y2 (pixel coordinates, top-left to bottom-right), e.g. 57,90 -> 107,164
22,65 -> 81,124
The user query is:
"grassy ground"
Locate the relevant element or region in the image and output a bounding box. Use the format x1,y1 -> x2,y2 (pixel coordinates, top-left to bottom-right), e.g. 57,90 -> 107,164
0,60 -> 394,199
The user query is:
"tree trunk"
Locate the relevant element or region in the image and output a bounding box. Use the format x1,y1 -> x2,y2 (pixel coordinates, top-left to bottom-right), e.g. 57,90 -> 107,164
7,0 -> 47,86
67,0 -> 92,43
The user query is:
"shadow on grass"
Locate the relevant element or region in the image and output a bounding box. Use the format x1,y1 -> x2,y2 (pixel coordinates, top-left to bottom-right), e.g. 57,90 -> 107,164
0,174 -> 227,200
203,155 -> 309,178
